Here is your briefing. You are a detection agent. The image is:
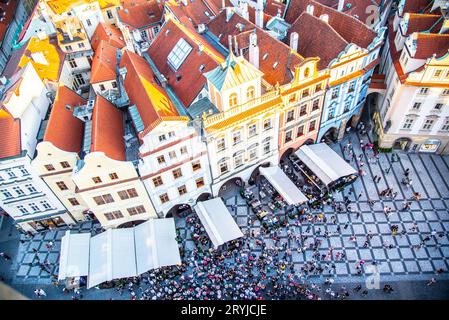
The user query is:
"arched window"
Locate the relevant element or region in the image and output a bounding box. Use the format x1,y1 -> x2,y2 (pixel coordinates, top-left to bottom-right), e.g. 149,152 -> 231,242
247,86 -> 255,100
229,93 -> 238,108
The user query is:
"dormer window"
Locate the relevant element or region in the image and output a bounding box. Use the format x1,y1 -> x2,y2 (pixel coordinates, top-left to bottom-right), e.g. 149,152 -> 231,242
247,86 -> 255,100
167,38 -> 192,70
229,93 -> 238,108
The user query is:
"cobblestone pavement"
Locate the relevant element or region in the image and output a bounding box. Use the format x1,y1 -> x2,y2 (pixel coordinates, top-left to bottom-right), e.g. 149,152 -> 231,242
1,132 -> 449,299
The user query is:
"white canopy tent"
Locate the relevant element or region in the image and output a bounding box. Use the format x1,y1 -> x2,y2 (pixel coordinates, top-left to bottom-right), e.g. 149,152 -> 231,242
295,143 -> 357,186
58,218 -> 181,289
58,231 -> 90,281
194,198 -> 244,249
259,166 -> 308,205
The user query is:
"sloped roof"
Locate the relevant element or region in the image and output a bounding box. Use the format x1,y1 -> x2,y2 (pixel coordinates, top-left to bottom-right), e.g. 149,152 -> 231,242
0,108 -> 21,159
206,11 -> 304,84
120,50 -> 181,134
118,1 -> 164,29
413,33 -> 449,59
90,41 -> 117,84
44,86 -> 86,153
2,36 -> 65,82
204,53 -> 264,90
148,18 -> 224,106
165,0 -> 216,27
91,95 -> 126,161
402,0 -> 433,14
265,0 -> 287,17
403,13 -> 443,35
91,23 -> 126,51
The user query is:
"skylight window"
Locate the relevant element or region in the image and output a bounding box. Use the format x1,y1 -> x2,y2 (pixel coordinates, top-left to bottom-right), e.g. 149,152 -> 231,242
167,38 -> 193,71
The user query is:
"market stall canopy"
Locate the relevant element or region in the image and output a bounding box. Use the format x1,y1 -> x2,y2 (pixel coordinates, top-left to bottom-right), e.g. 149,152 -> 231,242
259,166 -> 308,205
194,198 -> 244,249
58,231 -> 90,281
295,143 -> 357,186
58,218 -> 181,288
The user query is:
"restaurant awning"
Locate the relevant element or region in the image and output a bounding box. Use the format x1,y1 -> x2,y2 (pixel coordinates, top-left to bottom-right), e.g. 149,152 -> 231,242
59,218 -> 181,288
194,198 -> 244,249
259,166 -> 308,205
295,143 -> 357,186
58,231 -> 90,281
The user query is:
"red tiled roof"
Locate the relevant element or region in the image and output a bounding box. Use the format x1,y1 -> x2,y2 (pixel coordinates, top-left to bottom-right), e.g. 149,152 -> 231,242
91,23 -> 126,51
120,50 -> 180,132
285,0 -> 377,49
91,95 -> 126,161
402,0 -> 432,14
165,0 -> 216,27
90,41 -> 117,84
413,33 -> 449,59
315,0 -> 387,25
0,108 -> 21,159
403,13 -> 443,35
118,1 -> 164,29
290,12 -> 347,69
247,5 -> 273,26
44,86 -> 86,153
207,11 -> 304,85
265,0 -> 286,17
148,18 -> 223,106
0,0 -> 18,46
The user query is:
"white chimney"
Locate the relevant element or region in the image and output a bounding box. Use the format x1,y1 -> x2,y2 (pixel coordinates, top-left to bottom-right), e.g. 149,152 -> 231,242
256,0 -> 264,11
228,34 -> 233,53
338,0 -> 345,11
226,7 -> 233,22
198,23 -> 206,33
182,0 -> 188,6
255,9 -> 264,28
239,2 -> 249,20
222,0 -> 225,9
306,4 -> 314,15
233,35 -> 239,55
320,14 -> 329,24
289,32 -> 298,52
249,32 -> 259,69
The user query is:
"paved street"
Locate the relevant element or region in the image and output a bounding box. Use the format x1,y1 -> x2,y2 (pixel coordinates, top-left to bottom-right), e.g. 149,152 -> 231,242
1,132 -> 449,299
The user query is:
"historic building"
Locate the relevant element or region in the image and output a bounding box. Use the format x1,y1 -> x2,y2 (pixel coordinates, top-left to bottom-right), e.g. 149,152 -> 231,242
0,63 -> 71,233
374,0 -> 449,154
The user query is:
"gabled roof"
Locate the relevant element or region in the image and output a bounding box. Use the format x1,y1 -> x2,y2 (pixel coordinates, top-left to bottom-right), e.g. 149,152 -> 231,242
91,95 -> 126,161
206,10 -> 304,84
165,0 -> 217,27
91,23 -> 126,51
285,0 -> 377,49
403,13 -> 443,35
148,18 -> 224,106
118,0 -> 164,29
90,41 -> 117,84
44,86 -> 86,153
0,108 -> 21,159
265,0 -> 287,17
291,12 -> 348,69
204,52 -> 263,91
402,0 -> 433,14
2,36 -> 65,82
412,33 -> 449,59
120,50 -> 183,135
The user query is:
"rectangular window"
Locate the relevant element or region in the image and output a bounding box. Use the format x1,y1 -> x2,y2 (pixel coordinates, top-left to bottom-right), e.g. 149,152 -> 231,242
412,102 -> 421,110
20,167 -> 29,175
60,161 -> 70,168
93,194 -> 114,205
68,198 -> 80,206
433,69 -> 442,78
157,155 -> 166,164
302,88 -> 310,98
309,120 -> 316,131
107,9 -> 113,19
172,168 -> 183,179
232,131 -> 242,145
192,161 -> 201,171
25,184 -> 37,193
92,176 -> 102,184
45,164 -> 55,171
348,81 -> 355,93
167,38 -> 193,70
65,45 -> 73,51
263,141 -> 270,154
127,205 -> 146,216
153,176 -> 163,187
158,135 -> 166,142
441,119 -> 449,131
300,105 -> 307,117
248,124 -> 257,137
344,101 -> 351,113
13,186 -> 25,195
289,94 -> 296,103
402,118 -> 414,129
219,161 -> 228,174
328,108 -> 335,120
6,169 -> 15,178
118,188 -> 138,200
0,189 -> 12,199
248,147 -> 257,161
109,173 -> 119,180
297,125 -> 304,137
263,119 -> 272,130
217,138 -> 226,151
312,99 -> 320,111
286,110 -> 294,122
178,185 -> 187,196
434,103 -> 443,110
112,81 -> 117,88
284,130 -> 293,143
169,151 -> 177,159
442,89 -> 449,95
331,87 -> 339,99
78,42 -> 85,49
17,205 -> 28,214
40,201 -> 51,209
160,193 -> 169,204
104,210 -> 123,221
29,203 -> 40,212
315,83 -> 322,93
180,146 -> 187,154
56,181 -> 68,191
99,84 -> 106,91
196,177 -> 205,188
422,119 -> 434,130
419,87 -> 429,95
86,19 -> 92,26
68,59 -> 77,68
234,153 -> 244,167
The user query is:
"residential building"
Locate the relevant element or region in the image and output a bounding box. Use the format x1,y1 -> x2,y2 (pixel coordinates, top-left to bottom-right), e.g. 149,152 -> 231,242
90,22 -> 126,51
90,40 -> 119,96
374,0 -> 449,154
0,63 -> 70,233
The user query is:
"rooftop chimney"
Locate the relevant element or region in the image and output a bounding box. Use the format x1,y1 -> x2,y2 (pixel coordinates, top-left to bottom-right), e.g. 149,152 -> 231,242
255,9 -> 264,28
256,0 -> 264,11
306,4 -> 314,15
320,14 -> 329,24
239,1 -> 249,20
181,0 -> 188,6
338,0 -> 345,11
289,32 -> 298,52
233,35 -> 239,55
226,7 -> 233,22
249,32 -> 259,69
228,34 -> 233,53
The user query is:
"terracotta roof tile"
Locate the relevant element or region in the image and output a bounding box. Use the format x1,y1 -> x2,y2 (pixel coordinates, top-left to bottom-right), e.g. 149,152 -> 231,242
91,95 -> 126,161
402,0 -> 432,14
91,23 -> 126,51
148,18 -> 224,106
90,41 -> 118,84
265,0 -> 286,17
44,86 -> 86,153
403,13 -> 443,35
207,11 -> 304,85
0,108 -> 21,159
120,50 -> 180,131
118,1 -> 164,29
165,0 -> 216,27
413,33 -> 449,59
